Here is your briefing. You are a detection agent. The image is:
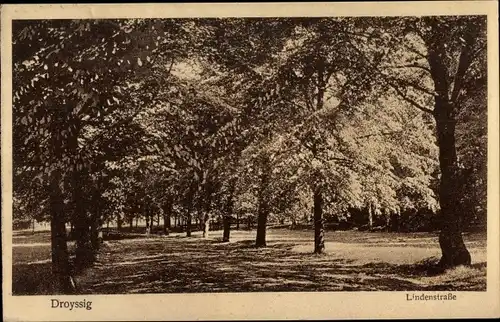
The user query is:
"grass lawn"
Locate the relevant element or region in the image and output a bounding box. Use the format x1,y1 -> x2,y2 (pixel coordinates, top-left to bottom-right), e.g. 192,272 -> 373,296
12,228 -> 487,294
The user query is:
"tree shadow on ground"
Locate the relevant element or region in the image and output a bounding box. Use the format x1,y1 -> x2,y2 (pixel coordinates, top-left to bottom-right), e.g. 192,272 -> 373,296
70,238 -> 486,294
13,262 -> 56,295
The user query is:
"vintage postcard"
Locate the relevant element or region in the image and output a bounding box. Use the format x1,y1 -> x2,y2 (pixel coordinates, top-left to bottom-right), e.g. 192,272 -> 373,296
1,2 -> 499,321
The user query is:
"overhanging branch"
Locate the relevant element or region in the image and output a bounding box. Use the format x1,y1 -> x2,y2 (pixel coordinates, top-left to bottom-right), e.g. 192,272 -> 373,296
388,82 -> 434,115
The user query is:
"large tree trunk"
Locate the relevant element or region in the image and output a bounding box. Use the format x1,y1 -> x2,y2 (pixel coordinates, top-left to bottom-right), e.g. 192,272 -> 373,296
313,187 -> 325,254
69,129 -> 93,270
435,103 -> 471,268
255,208 -> 269,247
423,24 -> 474,268
49,170 -> 74,294
74,214 -> 92,270
73,170 -> 93,270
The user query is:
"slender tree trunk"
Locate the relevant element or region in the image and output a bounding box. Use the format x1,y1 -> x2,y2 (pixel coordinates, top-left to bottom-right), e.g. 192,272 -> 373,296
392,208 -> 401,232
145,207 -> 151,235
313,187 -> 325,254
135,216 -> 138,228
312,59 -> 328,255
163,214 -> 170,235
163,199 -> 172,235
149,211 -> 154,231
186,213 -> 191,236
185,184 -> 196,237
368,204 -> 373,231
222,215 -> 231,242
117,215 -> 123,231
435,103 -> 471,267
222,185 -> 235,242
90,212 -> 102,259
236,213 -> 240,230
202,186 -> 213,239
255,155 -> 271,247
203,214 -> 210,238
90,176 -> 103,261
129,217 -> 133,229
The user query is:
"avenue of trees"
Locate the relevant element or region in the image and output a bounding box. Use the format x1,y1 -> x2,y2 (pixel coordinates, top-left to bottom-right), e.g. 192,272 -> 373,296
12,16 -> 487,293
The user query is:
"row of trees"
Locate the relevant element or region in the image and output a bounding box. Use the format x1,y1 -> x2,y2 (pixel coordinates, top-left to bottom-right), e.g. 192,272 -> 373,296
12,16 -> 487,293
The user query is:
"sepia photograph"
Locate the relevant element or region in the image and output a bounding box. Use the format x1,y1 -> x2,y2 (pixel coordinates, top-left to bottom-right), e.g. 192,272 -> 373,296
2,2 -> 499,321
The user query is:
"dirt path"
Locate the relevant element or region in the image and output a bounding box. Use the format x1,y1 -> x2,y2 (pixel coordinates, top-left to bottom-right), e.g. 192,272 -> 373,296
12,229 -> 487,294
